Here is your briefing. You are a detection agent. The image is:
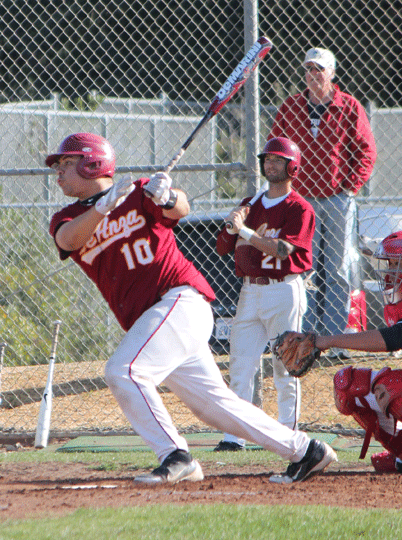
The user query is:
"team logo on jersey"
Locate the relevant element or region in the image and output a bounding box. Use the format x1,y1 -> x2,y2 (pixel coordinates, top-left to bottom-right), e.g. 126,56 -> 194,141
79,209 -> 146,264
256,224 -> 280,238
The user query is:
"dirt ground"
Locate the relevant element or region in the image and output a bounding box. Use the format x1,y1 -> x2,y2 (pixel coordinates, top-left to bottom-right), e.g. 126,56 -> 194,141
2,353 -> 402,520
1,449 -> 402,520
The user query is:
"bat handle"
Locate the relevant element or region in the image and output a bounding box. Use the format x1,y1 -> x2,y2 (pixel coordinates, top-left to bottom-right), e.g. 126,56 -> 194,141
225,181 -> 269,230
164,150 -> 185,175
143,152 -> 184,198
0,342 -> 6,407
0,342 -> 6,362
225,221 -> 234,231
52,320 -> 62,335
144,110 -> 212,198
225,202 -> 251,231
50,320 -> 62,357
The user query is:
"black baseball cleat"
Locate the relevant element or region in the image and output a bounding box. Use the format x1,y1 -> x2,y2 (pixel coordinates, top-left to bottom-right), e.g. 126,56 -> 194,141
269,439 -> 338,484
134,449 -> 204,484
213,440 -> 245,452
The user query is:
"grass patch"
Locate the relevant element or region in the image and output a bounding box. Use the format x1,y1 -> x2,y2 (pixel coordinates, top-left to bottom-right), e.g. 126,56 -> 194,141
0,445 -> 369,469
1,505 -> 401,540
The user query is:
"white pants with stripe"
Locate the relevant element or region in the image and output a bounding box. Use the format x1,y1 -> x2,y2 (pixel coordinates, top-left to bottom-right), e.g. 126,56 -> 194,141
223,275 -> 307,447
105,286 -> 310,464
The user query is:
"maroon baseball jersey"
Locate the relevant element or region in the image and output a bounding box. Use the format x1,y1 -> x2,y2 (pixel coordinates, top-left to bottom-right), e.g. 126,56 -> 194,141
216,191 -> 315,279
49,178 -> 215,331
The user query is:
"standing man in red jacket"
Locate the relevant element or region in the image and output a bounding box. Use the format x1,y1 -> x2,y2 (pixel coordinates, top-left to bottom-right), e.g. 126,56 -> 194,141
268,47 -> 377,359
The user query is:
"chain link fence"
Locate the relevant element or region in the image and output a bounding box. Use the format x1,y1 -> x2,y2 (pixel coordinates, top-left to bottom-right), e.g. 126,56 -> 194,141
0,0 -> 401,438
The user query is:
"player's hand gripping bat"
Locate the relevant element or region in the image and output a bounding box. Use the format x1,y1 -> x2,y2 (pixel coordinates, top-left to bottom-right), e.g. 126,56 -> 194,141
225,180 -> 269,231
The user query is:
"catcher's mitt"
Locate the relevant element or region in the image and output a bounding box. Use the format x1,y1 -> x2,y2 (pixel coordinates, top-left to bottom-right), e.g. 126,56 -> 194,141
272,331 -> 320,377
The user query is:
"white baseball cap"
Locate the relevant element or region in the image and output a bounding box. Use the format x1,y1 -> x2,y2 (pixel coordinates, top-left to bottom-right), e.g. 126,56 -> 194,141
302,48 -> 336,70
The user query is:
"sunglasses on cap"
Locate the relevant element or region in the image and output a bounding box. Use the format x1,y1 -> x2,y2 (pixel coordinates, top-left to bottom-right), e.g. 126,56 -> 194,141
304,64 -> 326,73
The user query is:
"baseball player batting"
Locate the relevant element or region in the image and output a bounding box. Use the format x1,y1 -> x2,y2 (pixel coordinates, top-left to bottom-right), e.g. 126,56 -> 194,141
47,132 -> 336,484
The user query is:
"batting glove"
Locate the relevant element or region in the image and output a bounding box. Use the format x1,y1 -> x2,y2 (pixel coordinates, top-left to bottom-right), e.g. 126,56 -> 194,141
145,172 -> 172,206
95,174 -> 135,215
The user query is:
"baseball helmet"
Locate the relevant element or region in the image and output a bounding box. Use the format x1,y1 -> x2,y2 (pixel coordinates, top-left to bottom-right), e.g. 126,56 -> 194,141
45,133 -> 116,179
257,137 -> 301,178
374,231 -> 402,305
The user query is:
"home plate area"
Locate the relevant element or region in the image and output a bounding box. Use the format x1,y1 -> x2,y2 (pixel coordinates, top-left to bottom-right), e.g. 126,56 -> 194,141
1,432 -> 401,521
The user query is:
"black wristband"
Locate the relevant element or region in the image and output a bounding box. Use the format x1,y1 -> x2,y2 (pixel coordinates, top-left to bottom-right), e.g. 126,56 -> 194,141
162,189 -> 178,209
379,322 -> 402,352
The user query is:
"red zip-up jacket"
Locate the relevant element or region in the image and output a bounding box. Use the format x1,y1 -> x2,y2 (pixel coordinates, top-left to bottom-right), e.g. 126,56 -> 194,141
268,86 -> 377,198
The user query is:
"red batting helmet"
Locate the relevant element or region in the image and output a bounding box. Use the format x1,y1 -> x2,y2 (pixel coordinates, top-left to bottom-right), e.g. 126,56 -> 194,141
374,231 -> 402,306
258,137 -> 301,178
45,133 -> 116,179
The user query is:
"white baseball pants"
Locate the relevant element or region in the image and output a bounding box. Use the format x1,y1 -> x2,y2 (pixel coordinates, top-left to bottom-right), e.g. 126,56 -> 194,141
223,275 -> 307,447
105,286 -> 310,463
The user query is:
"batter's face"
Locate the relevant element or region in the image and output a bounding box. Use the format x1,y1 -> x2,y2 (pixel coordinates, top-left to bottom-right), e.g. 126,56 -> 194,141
263,154 -> 289,183
53,156 -> 89,199
304,62 -> 334,96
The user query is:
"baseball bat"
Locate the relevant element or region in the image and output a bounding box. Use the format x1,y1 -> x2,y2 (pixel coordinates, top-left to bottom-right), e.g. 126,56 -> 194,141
0,342 -> 6,407
225,180 -> 269,231
144,36 -> 273,195
34,320 -> 62,449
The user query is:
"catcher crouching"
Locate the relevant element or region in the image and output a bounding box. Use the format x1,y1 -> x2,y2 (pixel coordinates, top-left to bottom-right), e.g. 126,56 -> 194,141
275,232 -> 402,473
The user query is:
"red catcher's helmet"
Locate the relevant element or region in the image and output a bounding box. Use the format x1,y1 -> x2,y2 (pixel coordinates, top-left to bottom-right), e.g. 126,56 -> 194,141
45,133 -> 116,179
257,137 -> 301,178
374,231 -> 402,305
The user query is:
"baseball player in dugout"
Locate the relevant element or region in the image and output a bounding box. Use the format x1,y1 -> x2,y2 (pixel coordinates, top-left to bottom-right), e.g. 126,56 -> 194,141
268,47 -> 377,360
214,137 -> 315,452
47,132 -> 337,484
280,231 -> 402,474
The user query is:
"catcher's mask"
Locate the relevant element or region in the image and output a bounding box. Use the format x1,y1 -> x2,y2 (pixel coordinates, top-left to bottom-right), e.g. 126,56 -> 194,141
257,137 -> 301,179
374,231 -> 402,306
46,132 -> 116,180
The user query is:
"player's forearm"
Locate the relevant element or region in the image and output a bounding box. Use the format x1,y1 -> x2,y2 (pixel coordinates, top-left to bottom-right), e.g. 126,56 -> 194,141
316,329 -> 388,353
247,233 -> 278,257
162,189 -> 190,220
55,207 -> 105,252
242,231 -> 293,260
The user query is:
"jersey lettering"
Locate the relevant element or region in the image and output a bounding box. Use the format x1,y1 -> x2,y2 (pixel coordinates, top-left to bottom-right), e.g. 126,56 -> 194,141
256,224 -> 280,238
261,255 -> 281,270
80,210 -> 146,265
256,225 -> 282,269
120,239 -> 154,270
